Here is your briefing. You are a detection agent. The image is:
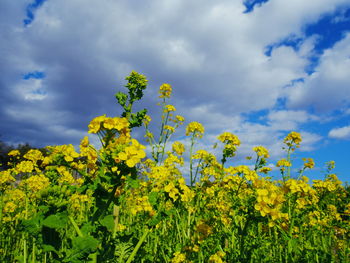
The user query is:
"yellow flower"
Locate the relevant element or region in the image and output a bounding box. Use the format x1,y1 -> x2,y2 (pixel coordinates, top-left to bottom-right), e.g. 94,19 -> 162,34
164,182 -> 179,201
259,167 -> 272,174
186,122 -> 205,138
218,132 -> 240,146
15,161 -> 34,173
88,115 -> 106,133
171,252 -> 186,263
172,142 -> 185,155
8,150 -> 20,156
276,159 -> 291,167
23,174 -> 50,193
117,139 -> 146,168
143,115 -> 152,126
164,125 -> 175,133
165,104 -> 176,112
302,158 -> 315,169
175,115 -> 185,123
253,146 -> 269,158
159,83 -> 172,98
284,131 -> 302,148
209,251 -> 226,263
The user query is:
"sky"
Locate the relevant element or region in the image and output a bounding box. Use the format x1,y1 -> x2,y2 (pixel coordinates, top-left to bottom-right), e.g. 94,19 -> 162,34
1,0 -> 350,183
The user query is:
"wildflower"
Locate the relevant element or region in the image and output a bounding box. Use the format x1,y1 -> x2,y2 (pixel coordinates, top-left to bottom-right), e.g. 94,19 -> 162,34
165,104 -> 176,112
8,150 -> 20,156
276,159 -> 291,168
117,139 -> 146,168
164,125 -> 175,133
143,114 -> 152,126
159,83 -> 172,98
15,160 -> 34,173
172,142 -> 185,155
62,144 -> 80,162
88,115 -> 106,133
302,158 -> 315,169
284,131 -> 302,149
164,181 -> 179,201
69,193 -> 90,211
171,252 -> 186,263
253,146 -> 269,158
209,251 -> 226,263
175,115 -> 185,123
186,122 -> 205,138
57,166 -> 75,185
0,170 -> 16,189
24,149 -> 43,162
22,174 -> 50,193
259,167 -> 272,174
218,132 -> 240,146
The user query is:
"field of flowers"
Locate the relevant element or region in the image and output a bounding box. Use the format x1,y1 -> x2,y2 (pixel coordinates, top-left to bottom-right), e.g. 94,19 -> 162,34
1,71 -> 349,262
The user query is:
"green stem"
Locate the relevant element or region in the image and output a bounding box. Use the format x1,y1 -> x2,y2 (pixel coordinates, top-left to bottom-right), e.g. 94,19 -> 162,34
68,216 -> 84,237
189,134 -> 195,186
126,228 -> 150,263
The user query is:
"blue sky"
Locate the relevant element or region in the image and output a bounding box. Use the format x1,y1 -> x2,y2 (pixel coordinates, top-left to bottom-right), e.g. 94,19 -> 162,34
1,0 -> 350,183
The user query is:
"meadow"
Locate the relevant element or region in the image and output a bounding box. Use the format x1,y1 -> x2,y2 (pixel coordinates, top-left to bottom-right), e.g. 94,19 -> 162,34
0,71 -> 349,262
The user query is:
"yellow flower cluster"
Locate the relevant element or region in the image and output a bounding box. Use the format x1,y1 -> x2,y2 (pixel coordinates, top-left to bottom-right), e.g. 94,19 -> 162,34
88,115 -> 129,134
254,182 -> 287,221
284,131 -> 302,149
209,251 -> 226,263
159,83 -> 172,98
116,139 -> 146,168
129,196 -> 154,216
302,157 -> 315,169
218,132 -> 240,146
21,174 -> 50,194
186,122 -> 205,138
253,146 -> 269,158
171,252 -> 186,263
69,193 -> 91,211
165,104 -> 176,112
172,141 -> 185,155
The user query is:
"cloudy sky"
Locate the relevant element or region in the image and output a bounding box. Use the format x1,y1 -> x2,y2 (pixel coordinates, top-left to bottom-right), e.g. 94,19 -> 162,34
1,0 -> 350,182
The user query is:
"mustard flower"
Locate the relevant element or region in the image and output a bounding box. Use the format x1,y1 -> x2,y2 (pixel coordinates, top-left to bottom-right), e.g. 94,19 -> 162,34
171,252 -> 186,263
284,131 -> 302,148
218,132 -> 240,146
159,83 -> 172,98
8,150 -> 20,156
88,115 -> 106,133
276,158 -> 291,167
253,146 -> 269,158
186,122 -> 205,138
172,142 -> 185,155
302,157 -> 315,169
164,104 -> 176,112
117,139 -> 146,168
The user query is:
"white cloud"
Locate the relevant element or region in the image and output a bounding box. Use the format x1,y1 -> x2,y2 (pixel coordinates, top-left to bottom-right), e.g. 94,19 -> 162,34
287,33 -> 350,112
329,125 -> 350,139
0,0 -> 348,156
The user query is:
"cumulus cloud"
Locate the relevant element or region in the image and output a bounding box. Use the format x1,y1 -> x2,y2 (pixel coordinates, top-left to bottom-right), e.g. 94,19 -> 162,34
0,0 -> 349,157
329,125 -> 350,139
287,33 -> 350,112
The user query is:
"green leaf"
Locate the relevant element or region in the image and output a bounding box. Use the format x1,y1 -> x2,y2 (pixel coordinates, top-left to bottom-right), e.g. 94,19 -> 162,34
126,176 -> 140,189
42,212 -> 68,229
148,191 -> 158,206
100,215 -> 114,232
22,215 -> 42,235
42,244 -> 59,253
72,236 -> 99,254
